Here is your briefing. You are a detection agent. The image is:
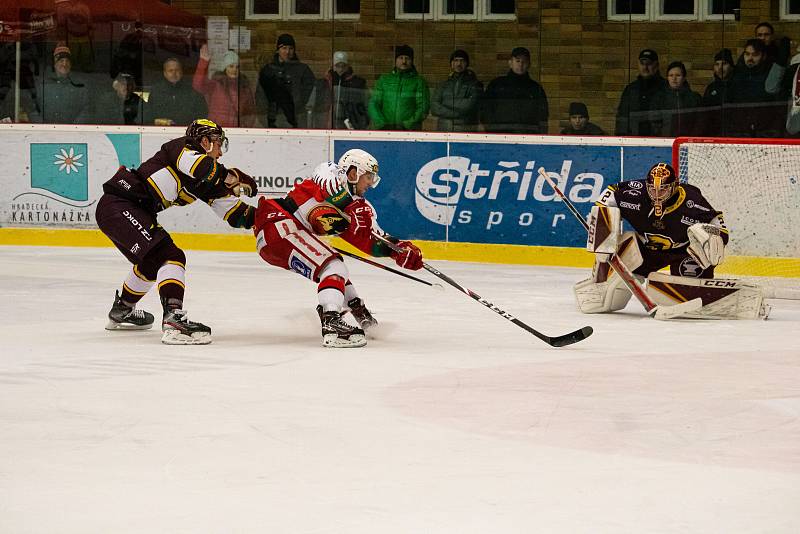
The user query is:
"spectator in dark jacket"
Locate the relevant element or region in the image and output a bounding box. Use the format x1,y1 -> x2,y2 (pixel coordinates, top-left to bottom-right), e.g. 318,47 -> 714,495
431,49 -> 483,133
482,47 -> 548,134
651,61 -> 702,137
729,39 -> 782,137
320,51 -> 369,130
615,49 -> 668,136
257,33 -> 316,128
560,102 -> 605,135
32,43 -> 90,124
94,72 -> 144,125
145,58 -> 207,126
700,48 -> 735,135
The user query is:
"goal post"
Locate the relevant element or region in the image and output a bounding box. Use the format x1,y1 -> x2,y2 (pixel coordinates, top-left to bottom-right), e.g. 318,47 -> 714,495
673,137 -> 800,299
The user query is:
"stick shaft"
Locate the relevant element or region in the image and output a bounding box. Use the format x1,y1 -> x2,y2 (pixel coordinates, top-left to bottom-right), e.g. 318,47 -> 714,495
333,246 -> 435,287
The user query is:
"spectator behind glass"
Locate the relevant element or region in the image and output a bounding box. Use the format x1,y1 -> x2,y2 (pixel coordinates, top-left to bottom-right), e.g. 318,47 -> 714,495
368,45 -> 430,131
482,47 -> 548,134
0,42 -> 40,122
32,43 -> 90,124
560,102 -> 604,135
112,22 -> 157,89
430,49 -> 483,133
651,61 -> 701,137
700,48 -> 735,135
256,33 -> 316,128
94,72 -> 143,125
146,57 -> 208,126
730,39 -> 782,137
615,49 -> 668,136
193,44 -> 257,128
319,51 -> 369,130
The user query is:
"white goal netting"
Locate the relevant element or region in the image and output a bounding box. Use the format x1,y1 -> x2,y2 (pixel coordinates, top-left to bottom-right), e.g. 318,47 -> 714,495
675,137 -> 800,298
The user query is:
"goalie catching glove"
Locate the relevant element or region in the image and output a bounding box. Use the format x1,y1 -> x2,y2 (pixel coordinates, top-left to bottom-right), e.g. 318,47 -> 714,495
391,241 -> 423,270
225,168 -> 258,197
687,223 -> 725,269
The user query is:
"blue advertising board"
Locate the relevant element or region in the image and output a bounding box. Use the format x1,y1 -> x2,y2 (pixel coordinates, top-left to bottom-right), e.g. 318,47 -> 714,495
335,139 -> 670,247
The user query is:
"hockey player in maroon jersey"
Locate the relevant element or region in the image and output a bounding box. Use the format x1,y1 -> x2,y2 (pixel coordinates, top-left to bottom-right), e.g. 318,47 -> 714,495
96,119 -> 259,344
574,162 -> 769,319
252,148 -> 423,347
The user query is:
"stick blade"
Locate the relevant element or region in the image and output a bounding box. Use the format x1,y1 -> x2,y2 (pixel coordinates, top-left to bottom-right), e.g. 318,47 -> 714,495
547,325 -> 594,347
652,298 -> 703,320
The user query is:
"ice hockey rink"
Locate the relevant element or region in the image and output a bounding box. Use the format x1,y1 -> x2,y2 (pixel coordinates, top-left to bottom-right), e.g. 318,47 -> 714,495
1,244 -> 799,534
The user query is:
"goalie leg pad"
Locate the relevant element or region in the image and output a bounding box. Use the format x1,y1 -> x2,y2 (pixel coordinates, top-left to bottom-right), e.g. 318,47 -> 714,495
587,205 -> 622,255
575,232 -> 643,314
646,272 -> 769,320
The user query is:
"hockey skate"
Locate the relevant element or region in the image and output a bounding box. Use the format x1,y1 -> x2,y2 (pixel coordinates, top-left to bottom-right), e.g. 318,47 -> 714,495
317,305 -> 366,348
105,291 -> 154,330
345,297 -> 378,330
162,308 -> 212,345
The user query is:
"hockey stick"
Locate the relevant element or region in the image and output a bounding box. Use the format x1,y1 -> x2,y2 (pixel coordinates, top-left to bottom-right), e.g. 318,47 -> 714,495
372,233 -> 593,347
537,167 -> 701,320
333,246 -> 443,289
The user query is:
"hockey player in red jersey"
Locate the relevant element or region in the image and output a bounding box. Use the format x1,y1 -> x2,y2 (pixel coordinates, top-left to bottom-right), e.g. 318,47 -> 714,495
576,162 -> 768,319
253,148 -> 423,347
96,119 -> 259,344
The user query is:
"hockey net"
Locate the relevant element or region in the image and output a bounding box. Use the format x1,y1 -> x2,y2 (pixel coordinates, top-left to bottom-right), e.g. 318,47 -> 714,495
673,137 -> 800,299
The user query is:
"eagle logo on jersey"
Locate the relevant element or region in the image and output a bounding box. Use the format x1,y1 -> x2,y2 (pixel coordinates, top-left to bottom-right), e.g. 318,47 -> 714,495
644,233 -> 678,251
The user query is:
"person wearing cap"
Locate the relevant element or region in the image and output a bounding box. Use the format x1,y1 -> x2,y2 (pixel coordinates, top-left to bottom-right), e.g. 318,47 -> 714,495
482,46 -> 548,134
319,51 -> 369,130
32,43 -> 90,124
699,49 -> 735,135
192,44 -> 257,128
650,61 -> 702,137
560,102 -> 604,136
94,72 -> 144,125
614,48 -> 668,136
256,33 -> 315,128
368,44 -> 430,131
146,57 -> 208,126
430,49 -> 483,133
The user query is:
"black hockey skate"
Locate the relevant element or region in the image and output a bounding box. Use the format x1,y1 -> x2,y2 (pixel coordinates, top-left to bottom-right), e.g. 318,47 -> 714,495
317,305 -> 366,348
162,308 -> 212,345
105,291 -> 154,330
346,297 -> 378,330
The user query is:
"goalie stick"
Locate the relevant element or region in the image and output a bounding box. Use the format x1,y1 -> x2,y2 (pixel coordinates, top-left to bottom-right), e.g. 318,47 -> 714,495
371,232 -> 593,347
537,167 -> 701,320
332,246 -> 443,289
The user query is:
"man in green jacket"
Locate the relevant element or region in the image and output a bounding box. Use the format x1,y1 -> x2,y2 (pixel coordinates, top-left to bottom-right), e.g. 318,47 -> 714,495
368,45 -> 430,131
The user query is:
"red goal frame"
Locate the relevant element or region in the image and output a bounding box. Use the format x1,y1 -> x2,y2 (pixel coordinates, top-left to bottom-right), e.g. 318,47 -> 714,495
672,137 -> 800,175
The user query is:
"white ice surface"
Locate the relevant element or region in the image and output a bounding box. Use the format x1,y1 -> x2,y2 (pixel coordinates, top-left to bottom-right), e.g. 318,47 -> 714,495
1,245 -> 799,534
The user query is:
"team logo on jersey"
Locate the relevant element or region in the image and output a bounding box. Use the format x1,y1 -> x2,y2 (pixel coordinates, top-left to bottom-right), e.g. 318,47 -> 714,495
628,181 -> 643,189
678,257 -> 703,277
644,233 -> 677,251
30,143 -> 89,201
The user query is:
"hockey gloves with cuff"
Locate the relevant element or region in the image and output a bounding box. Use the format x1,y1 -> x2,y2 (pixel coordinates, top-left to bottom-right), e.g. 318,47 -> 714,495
343,199 -> 374,242
687,223 -> 725,269
391,241 -> 423,271
226,168 -> 258,197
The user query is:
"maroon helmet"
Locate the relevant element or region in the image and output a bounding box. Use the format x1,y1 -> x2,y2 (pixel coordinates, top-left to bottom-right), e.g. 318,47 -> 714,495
646,162 -> 678,217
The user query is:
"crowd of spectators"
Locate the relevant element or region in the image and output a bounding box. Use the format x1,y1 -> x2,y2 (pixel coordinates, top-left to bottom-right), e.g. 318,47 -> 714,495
1,21 -> 798,138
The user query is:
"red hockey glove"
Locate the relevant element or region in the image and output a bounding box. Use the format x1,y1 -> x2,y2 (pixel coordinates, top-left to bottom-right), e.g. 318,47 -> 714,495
391,241 -> 423,270
226,168 -> 258,197
343,199 -> 374,242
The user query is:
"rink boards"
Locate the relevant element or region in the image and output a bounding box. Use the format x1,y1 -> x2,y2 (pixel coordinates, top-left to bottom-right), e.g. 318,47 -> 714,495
0,125 -> 798,275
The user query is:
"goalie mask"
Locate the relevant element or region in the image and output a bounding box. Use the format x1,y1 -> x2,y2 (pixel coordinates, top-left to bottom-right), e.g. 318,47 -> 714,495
338,149 -> 381,194
646,162 -> 678,217
186,119 -> 228,154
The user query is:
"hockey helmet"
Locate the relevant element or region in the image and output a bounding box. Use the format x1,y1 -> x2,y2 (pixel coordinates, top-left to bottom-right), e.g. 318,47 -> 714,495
338,149 -> 381,191
646,162 -> 678,216
186,119 -> 228,154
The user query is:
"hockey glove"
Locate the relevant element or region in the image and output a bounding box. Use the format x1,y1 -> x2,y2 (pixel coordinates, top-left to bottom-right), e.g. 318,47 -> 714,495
226,168 -> 258,197
343,199 -> 374,242
687,223 -> 725,269
391,241 -> 423,271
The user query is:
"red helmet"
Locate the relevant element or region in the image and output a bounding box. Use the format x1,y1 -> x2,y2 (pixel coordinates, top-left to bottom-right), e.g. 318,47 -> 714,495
646,163 -> 677,216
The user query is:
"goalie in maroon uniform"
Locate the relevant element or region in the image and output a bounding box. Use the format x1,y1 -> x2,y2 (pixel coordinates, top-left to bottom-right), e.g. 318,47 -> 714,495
253,149 -> 423,347
575,162 -> 769,319
96,119 -> 259,344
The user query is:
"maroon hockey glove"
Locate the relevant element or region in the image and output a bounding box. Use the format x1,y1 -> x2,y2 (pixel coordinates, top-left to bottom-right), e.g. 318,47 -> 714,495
227,168 -> 258,197
343,198 -> 374,242
391,241 -> 423,270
